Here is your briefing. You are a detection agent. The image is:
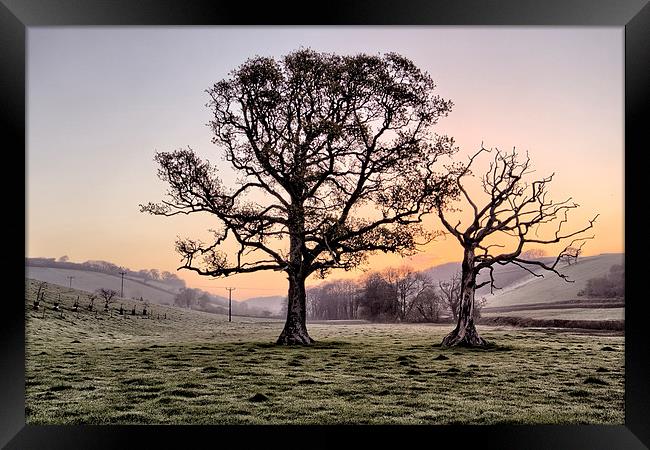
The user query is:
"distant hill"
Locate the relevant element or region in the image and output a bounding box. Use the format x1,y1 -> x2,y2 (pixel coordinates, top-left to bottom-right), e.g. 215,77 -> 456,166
422,259 -> 548,296
482,253 -> 624,308
25,266 -> 273,317
25,267 -> 177,305
241,295 -> 286,315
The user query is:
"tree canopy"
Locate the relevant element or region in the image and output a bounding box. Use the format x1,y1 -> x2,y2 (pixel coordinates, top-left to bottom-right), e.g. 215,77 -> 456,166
141,49 -> 459,344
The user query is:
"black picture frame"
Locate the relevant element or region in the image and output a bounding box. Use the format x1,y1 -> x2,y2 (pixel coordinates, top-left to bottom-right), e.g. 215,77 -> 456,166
3,0 -> 648,448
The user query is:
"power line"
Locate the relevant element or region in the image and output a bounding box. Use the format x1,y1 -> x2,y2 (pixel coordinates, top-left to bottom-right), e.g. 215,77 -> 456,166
225,287 -> 235,322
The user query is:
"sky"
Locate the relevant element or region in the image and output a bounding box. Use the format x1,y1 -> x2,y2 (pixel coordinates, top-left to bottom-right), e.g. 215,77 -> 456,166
26,27 -> 624,299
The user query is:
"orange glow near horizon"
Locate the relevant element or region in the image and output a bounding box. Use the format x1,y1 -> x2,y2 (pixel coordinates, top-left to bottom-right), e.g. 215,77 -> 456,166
26,27 -> 623,299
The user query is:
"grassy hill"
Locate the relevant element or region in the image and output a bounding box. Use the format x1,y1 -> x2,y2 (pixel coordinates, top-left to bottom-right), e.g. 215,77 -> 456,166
26,267 -> 178,305
24,278 -> 623,425
482,253 -> 624,308
423,261 -> 542,295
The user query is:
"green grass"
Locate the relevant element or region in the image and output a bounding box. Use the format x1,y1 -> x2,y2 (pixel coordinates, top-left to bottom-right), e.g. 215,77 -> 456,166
25,279 -> 624,425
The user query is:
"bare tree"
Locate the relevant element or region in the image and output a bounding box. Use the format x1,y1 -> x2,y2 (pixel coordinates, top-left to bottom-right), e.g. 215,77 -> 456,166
411,285 -> 444,322
436,146 -> 597,347
141,49 -> 457,344
438,271 -> 462,321
96,288 -> 118,310
384,266 -> 427,322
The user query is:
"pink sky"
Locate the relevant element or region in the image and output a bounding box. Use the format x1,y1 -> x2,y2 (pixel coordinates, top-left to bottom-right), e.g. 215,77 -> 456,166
27,27 -> 623,299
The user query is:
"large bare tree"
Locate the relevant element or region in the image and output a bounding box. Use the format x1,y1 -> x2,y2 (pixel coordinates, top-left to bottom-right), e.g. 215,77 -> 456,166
141,49 -> 458,344
436,146 -> 597,347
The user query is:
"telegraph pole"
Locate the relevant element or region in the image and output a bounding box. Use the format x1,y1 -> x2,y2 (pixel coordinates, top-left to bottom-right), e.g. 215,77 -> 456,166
225,287 -> 235,322
67,276 -> 75,288
119,271 -> 127,298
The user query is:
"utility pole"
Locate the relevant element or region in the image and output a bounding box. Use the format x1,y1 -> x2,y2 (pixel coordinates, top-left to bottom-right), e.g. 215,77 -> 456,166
119,271 -> 127,298
225,287 -> 235,322
67,276 -> 75,288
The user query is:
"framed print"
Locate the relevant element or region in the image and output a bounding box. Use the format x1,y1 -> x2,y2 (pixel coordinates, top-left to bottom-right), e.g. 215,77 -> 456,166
3,0 -> 649,448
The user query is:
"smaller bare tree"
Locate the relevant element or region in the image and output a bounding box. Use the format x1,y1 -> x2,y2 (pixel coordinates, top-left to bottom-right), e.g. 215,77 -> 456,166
436,146 -> 597,347
411,286 -> 444,322
438,272 -> 462,321
96,288 -> 118,311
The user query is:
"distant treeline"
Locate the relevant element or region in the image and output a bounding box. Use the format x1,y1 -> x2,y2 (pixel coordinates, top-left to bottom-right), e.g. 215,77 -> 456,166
302,266 -> 475,324
25,257 -> 186,290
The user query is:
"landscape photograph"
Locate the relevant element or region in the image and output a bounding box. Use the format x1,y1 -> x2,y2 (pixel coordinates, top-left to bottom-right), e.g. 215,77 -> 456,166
25,26 -> 624,425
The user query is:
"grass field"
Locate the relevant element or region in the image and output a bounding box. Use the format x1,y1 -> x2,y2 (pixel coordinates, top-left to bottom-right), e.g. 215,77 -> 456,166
25,279 -> 624,425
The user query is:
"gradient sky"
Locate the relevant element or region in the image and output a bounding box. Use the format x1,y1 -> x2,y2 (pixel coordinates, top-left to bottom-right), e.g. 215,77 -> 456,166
27,27 -> 624,299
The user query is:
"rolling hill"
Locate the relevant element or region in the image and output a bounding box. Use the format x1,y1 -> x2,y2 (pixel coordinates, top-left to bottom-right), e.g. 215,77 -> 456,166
25,267 -> 178,305
25,266 -> 270,316
422,259 -> 549,296
481,253 -> 624,308
240,295 -> 286,315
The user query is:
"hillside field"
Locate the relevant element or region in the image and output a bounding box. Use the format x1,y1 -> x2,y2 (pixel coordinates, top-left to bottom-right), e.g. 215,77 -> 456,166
482,253 -> 624,308
26,267 -> 178,305
25,279 -> 624,425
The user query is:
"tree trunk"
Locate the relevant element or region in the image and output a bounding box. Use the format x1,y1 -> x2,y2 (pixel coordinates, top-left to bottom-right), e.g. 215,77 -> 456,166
441,248 -> 487,347
277,273 -> 314,345
276,202 -> 314,345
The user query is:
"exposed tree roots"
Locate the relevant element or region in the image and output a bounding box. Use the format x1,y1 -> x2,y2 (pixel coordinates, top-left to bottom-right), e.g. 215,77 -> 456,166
276,327 -> 315,345
441,323 -> 488,347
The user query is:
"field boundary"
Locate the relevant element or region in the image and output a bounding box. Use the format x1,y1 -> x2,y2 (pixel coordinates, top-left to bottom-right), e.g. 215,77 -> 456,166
478,315 -> 624,331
